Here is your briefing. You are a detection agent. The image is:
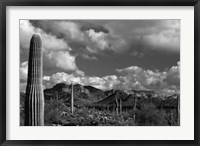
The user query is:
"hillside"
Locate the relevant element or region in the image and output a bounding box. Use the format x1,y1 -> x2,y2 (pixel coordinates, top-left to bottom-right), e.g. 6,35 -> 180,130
20,83 -> 180,126
43,83 -> 107,107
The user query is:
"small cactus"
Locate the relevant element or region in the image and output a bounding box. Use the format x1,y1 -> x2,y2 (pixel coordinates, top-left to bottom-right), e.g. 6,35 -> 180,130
71,83 -> 74,115
115,96 -> 119,116
119,98 -> 122,114
133,96 -> 137,122
25,34 -> 44,126
177,95 -> 180,125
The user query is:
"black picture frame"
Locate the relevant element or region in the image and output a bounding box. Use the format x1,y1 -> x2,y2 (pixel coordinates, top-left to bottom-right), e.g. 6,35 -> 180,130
0,0 -> 199,145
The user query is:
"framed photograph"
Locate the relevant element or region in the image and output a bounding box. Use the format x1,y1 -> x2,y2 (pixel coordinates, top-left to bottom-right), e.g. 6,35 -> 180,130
0,0 -> 199,145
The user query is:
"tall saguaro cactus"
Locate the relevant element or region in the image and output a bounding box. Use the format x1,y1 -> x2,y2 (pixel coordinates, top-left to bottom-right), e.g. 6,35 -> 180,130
133,96 -> 137,122
25,34 -> 44,126
119,98 -> 122,115
71,83 -> 74,115
177,94 -> 180,125
115,96 -> 119,116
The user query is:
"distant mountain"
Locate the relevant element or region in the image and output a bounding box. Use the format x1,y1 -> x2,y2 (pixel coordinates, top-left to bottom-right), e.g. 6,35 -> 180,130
84,85 -> 102,93
94,89 -> 178,109
95,90 -> 129,105
43,83 -> 107,107
21,83 -> 179,109
84,85 -> 106,101
104,89 -> 115,96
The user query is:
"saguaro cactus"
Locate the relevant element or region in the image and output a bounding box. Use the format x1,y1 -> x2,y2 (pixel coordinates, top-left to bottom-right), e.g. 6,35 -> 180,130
177,94 -> 180,125
25,34 -> 44,126
119,98 -> 122,115
133,96 -> 137,122
71,83 -> 74,115
115,96 -> 119,116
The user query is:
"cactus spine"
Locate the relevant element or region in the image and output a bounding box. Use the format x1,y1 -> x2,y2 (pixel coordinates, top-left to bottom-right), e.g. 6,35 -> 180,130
25,34 -> 44,126
71,83 -> 74,115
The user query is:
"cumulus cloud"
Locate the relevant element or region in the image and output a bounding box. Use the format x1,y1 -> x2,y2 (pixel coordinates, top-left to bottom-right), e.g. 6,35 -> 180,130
115,61 -> 180,95
143,30 -> 180,52
20,61 -> 28,83
86,75 -> 120,90
26,20 -> 180,60
116,66 -> 166,91
30,20 -> 111,55
80,54 -> 98,60
43,71 -> 119,91
20,20 -> 70,51
40,61 -> 180,96
20,60 -> 180,96
20,20 -> 180,96
30,20 -> 84,41
46,51 -> 77,71
86,29 -> 110,52
164,61 -> 180,86
105,20 -> 180,53
52,21 -> 84,40
20,61 -> 28,92
29,20 -> 128,55
20,20 -> 77,72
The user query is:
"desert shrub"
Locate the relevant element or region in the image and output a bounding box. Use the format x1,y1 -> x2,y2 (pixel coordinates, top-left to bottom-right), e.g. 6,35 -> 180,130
20,93 -> 25,126
122,112 -> 130,121
165,109 -> 179,126
136,103 -> 168,126
20,105 -> 25,126
44,99 -> 68,125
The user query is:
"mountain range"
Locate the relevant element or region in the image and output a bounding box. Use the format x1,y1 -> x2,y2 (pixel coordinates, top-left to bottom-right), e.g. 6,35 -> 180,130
20,83 -> 179,109
44,83 -> 178,108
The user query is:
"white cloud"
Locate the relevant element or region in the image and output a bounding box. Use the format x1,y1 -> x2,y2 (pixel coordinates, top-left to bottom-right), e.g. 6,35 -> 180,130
116,61 -> 180,95
105,20 -> 180,53
43,76 -> 50,81
143,31 -> 180,52
86,29 -> 109,51
43,72 -> 82,88
20,20 -> 180,95
141,20 -> 180,52
83,75 -> 120,90
20,20 -> 69,51
20,61 -> 180,96
47,51 -> 77,71
80,54 -> 98,60
43,71 -> 119,91
37,21 -> 84,41
20,61 -> 28,92
20,20 -> 77,72
74,69 -> 85,77
20,61 -> 28,82
164,61 -> 180,86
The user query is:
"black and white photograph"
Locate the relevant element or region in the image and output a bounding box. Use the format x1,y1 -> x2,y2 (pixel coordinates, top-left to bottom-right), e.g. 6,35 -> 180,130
20,20 -> 180,126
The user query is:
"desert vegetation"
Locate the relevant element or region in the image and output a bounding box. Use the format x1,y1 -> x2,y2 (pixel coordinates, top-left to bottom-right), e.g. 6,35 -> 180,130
20,83 -> 180,126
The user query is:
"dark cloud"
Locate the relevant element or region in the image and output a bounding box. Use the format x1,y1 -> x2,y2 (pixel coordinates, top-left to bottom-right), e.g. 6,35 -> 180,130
20,20 -> 180,95
29,20 -> 180,56
20,20 -> 78,73
80,24 -> 109,33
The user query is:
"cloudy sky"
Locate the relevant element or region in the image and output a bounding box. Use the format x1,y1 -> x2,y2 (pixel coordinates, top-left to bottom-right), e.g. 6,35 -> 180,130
20,20 -> 180,96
